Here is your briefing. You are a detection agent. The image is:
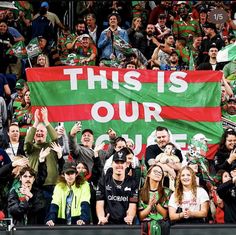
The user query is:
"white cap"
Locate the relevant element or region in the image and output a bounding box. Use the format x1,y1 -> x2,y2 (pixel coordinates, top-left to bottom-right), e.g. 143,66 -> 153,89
177,1 -> 187,4
81,34 -> 90,39
193,133 -> 212,142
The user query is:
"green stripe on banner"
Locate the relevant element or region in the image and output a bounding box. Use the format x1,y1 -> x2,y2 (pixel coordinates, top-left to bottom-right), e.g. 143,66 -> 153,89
28,81 -> 220,107
26,66 -> 223,158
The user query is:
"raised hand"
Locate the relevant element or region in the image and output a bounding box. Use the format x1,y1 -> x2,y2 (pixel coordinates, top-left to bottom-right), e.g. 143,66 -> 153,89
56,125 -> 65,135
41,107 -> 49,125
70,122 -> 82,137
12,157 -> 29,167
94,142 -> 105,157
51,142 -> 62,159
20,186 -> 33,200
39,147 -> 51,162
33,109 -> 40,127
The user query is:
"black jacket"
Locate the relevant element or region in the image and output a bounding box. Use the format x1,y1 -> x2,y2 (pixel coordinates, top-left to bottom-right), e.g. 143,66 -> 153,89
217,180 -> 236,223
7,162 -> 47,225
214,149 -> 235,172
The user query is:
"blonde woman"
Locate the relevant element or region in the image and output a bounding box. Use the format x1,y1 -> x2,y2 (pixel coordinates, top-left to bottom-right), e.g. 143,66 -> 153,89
168,166 -> 209,224
36,54 -> 49,67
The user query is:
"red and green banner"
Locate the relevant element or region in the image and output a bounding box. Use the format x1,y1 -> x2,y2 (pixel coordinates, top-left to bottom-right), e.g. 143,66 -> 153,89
26,66 -> 223,159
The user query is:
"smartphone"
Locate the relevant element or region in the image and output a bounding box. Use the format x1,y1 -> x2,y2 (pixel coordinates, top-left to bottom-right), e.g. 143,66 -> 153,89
58,122 -> 64,127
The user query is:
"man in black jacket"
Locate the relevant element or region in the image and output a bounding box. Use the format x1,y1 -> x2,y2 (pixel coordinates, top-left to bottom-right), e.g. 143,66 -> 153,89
8,164 -> 47,225
198,22 -> 225,65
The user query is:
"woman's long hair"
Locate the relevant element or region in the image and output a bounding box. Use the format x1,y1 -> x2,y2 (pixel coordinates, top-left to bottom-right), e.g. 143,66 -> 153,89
57,173 -> 85,188
219,128 -> 236,151
21,89 -> 31,108
174,166 -> 197,205
139,164 -> 166,204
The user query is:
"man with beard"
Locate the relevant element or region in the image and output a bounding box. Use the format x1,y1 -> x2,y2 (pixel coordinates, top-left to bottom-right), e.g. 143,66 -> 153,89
197,44 -> 224,71
148,1 -> 174,28
160,50 -> 182,71
66,19 -> 87,51
145,126 -> 182,188
8,165 -> 47,225
222,97 -> 236,123
145,126 -> 183,169
70,33 -> 97,66
96,147 -> 138,225
143,23 -> 159,63
173,3 -> 201,47
24,107 -> 64,213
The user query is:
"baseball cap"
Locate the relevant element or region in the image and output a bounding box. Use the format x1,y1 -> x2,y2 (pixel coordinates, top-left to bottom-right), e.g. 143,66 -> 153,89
158,14 -> 167,19
41,1 -> 49,8
82,129 -> 94,135
81,34 -> 90,39
63,162 -> 77,174
15,79 -> 26,90
199,7 -> 208,14
193,133 -> 212,142
202,22 -> 217,31
113,150 -> 127,163
177,1 -> 187,4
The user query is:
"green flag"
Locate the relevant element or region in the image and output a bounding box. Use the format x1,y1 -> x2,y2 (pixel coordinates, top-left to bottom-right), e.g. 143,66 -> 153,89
217,42 -> 236,62
189,51 -> 195,70
6,41 -> 27,59
113,35 -> 134,55
26,37 -> 41,58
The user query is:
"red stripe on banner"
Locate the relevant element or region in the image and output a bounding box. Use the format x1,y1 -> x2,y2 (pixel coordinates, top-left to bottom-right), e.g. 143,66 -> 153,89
32,104 -> 221,122
26,66 -> 222,83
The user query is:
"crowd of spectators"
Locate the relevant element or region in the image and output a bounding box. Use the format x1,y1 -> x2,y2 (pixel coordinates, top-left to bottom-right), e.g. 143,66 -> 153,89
1,0 -> 236,234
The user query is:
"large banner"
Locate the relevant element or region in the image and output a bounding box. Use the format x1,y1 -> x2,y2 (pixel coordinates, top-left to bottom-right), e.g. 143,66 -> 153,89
26,66 -> 223,159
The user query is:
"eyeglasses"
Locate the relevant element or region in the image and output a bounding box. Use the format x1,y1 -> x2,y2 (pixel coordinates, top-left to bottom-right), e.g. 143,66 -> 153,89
152,169 -> 163,175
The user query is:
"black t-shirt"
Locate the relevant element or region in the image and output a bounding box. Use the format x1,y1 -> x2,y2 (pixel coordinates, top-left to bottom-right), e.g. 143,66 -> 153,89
96,169 -> 139,224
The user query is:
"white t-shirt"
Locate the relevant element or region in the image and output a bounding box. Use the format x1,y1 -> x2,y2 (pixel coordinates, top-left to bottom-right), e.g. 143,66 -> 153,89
168,187 -> 209,212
